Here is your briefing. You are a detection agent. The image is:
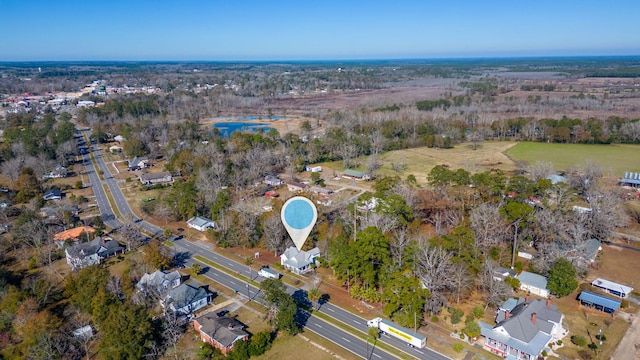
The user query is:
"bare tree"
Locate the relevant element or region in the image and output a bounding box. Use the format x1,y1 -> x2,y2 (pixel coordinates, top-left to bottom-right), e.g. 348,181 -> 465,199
389,227 -> 415,268
1,157 -> 24,186
118,216 -> 146,251
262,211 -> 287,256
478,260 -> 512,308
469,202 -> 505,252
527,160 -> 554,181
449,263 -> 474,304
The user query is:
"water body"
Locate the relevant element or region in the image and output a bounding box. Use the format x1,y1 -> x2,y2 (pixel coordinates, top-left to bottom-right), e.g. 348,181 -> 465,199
213,122 -> 273,138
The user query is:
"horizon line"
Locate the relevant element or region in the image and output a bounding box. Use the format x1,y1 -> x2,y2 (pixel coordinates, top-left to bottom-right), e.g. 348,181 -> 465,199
2,54 -> 640,64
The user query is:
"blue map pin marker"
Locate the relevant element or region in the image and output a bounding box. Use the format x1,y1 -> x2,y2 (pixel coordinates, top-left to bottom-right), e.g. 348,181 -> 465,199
281,196 -> 317,251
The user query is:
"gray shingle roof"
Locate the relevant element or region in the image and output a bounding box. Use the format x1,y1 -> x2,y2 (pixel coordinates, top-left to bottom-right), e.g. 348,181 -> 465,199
197,314 -> 248,348
517,271 -> 548,290
166,283 -> 209,312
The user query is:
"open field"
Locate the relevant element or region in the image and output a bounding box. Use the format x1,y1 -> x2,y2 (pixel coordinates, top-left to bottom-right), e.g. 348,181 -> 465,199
317,141 -> 518,186
505,142 -> 640,175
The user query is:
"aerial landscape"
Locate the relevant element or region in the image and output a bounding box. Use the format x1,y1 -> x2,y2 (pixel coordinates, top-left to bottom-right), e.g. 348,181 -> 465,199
1,1 -> 640,360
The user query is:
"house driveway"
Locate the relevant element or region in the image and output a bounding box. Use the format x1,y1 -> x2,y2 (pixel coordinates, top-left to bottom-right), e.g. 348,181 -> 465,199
611,306 -> 640,359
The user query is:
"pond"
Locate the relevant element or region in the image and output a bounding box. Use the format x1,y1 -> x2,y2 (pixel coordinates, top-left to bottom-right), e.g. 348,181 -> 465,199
213,122 -> 274,138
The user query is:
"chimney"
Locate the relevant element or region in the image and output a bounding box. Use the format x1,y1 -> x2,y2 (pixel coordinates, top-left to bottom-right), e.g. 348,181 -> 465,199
505,310 -> 510,319
547,299 -> 551,309
531,313 -> 537,324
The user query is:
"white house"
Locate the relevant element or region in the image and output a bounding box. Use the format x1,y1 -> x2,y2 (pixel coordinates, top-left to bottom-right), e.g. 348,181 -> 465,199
43,188 -> 62,201
136,270 -> 182,294
65,237 -> 125,270
480,298 -> 564,359
264,174 -> 283,186
139,172 -> 173,185
187,216 -> 217,231
280,247 -> 320,275
128,156 -> 149,171
43,164 -> 68,179
516,271 -> 549,298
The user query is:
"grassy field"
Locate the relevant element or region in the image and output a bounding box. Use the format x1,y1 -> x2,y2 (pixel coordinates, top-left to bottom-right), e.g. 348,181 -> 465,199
318,142 -> 519,187
505,142 -> 640,175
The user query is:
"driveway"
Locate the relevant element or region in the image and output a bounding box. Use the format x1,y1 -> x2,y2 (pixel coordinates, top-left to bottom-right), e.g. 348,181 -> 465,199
611,306 -> 640,359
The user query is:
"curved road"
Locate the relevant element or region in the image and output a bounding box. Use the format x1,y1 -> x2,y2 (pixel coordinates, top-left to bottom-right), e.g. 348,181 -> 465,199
78,128 -> 450,360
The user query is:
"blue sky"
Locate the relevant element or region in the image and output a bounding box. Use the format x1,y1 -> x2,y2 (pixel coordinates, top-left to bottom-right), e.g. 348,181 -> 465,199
2,0 -> 639,61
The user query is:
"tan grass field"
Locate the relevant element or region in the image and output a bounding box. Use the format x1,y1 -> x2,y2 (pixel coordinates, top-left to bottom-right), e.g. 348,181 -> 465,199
319,141 -> 518,187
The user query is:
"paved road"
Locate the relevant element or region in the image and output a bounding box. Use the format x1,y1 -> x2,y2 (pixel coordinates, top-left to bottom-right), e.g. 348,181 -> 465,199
77,127 -> 450,360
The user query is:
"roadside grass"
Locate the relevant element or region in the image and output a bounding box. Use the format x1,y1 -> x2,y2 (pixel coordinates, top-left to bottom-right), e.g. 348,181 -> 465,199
505,142 -> 640,174
102,184 -> 122,219
251,332 -> 355,360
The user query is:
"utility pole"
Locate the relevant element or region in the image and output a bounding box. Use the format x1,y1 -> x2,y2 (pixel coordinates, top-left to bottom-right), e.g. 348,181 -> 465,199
247,283 -> 250,301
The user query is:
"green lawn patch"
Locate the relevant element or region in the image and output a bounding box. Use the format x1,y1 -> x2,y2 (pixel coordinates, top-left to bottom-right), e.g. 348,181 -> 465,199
505,142 -> 640,174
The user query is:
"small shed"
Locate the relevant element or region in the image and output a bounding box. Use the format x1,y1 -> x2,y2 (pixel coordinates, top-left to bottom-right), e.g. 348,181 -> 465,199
578,291 -> 621,314
591,278 -> 634,298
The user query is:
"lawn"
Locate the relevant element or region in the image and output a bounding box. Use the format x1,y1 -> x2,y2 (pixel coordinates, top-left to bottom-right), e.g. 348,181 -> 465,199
504,142 -> 640,175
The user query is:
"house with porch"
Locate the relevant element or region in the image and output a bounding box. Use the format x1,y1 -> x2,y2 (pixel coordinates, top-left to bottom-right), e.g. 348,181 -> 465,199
65,237 -> 125,270
480,298 -> 564,360
280,246 -> 320,275
194,314 -> 249,356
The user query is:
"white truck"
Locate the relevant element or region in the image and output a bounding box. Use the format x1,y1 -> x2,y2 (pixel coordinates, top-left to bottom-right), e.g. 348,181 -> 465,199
367,317 -> 426,349
257,267 -> 280,279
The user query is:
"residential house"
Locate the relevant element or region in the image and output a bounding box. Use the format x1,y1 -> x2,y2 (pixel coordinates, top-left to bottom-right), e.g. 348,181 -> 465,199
591,278 -> 634,298
128,156 -> 149,171
44,188 -> 62,201
194,314 -> 249,356
65,237 -> 125,270
139,172 -> 173,185
187,216 -> 217,231
342,169 -> 370,180
264,174 -> 283,187
163,283 -> 211,315
567,238 -> 602,267
136,270 -> 182,295
310,186 -> 333,196
493,266 -> 517,282
480,298 -> 564,360
43,164 -> 68,179
516,271 -> 549,298
578,291 -> 621,315
286,181 -> 307,192
40,205 -> 79,221
280,246 -> 320,275
109,145 -> 123,153
53,226 -> 95,247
